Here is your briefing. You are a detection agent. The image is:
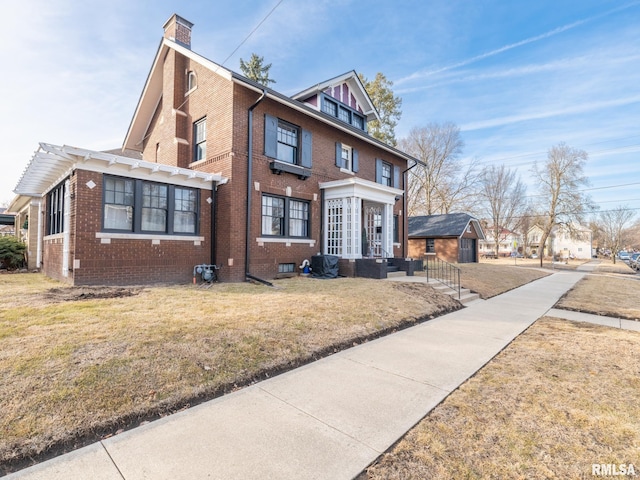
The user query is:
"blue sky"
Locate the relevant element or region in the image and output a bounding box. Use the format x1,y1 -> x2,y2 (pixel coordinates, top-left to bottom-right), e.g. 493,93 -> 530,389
2,0 -> 639,222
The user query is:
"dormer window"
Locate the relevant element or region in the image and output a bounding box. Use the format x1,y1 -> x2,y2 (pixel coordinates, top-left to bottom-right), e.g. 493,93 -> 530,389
339,107 -> 351,124
319,93 -> 366,131
322,98 -> 337,117
186,71 -> 197,94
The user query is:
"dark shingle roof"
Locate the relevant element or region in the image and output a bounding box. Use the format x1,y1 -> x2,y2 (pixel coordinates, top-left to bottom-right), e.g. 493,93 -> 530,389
409,213 -> 483,238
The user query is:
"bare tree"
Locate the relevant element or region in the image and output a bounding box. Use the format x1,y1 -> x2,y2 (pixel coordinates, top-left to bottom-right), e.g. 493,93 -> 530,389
478,164 -> 527,257
531,142 -> 595,267
401,123 -> 478,215
597,206 -> 636,263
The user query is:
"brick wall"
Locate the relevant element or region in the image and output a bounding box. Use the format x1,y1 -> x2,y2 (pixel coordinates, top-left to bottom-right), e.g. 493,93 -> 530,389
435,238 -> 459,264
130,46 -> 410,282
62,169 -> 213,285
408,238 -> 426,259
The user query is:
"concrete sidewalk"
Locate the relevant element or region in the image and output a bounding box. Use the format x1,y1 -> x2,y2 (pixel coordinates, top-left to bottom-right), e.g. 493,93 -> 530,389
7,271 -> 585,480
547,308 -> 640,332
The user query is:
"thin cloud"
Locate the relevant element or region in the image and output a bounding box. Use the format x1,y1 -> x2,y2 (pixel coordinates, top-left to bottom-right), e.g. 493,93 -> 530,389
396,2 -> 640,86
459,95 -> 640,132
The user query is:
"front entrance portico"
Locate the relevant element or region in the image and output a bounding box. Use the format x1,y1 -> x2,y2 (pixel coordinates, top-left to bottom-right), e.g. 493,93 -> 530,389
320,177 -> 403,260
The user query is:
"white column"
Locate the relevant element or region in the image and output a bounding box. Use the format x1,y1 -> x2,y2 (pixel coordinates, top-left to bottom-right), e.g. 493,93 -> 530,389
62,179 -> 71,278
353,197 -> 361,258
384,203 -> 394,258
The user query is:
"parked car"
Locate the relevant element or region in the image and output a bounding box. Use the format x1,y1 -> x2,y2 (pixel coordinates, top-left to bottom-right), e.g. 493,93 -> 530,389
617,251 -> 631,263
629,252 -> 640,271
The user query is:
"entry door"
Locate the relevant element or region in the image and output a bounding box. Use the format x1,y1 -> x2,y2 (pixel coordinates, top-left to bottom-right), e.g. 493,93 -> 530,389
460,237 -> 476,263
364,204 -> 383,257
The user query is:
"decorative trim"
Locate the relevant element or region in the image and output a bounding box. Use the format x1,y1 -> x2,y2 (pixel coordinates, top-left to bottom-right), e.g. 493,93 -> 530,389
96,232 -> 205,245
256,237 -> 316,247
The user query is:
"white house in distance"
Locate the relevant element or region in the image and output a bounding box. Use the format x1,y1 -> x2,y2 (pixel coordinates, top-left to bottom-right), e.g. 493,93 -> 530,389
479,226 -> 522,257
527,224 -> 592,260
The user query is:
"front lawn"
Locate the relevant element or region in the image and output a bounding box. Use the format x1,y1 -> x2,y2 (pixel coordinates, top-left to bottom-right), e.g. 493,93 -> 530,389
363,317 -> 640,479
0,263 -> 554,474
1,273 -> 460,473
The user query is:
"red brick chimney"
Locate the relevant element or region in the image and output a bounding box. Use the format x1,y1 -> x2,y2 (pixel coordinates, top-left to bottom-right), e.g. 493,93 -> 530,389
163,14 -> 193,49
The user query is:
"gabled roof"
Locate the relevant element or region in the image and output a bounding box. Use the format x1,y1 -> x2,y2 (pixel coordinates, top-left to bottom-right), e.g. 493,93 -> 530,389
123,38 -> 417,165
409,213 -> 485,240
14,143 -> 227,197
291,70 -> 380,122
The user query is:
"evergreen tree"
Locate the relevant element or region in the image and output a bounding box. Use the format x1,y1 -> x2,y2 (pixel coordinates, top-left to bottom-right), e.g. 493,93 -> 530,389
239,53 -> 276,87
358,72 -> 402,147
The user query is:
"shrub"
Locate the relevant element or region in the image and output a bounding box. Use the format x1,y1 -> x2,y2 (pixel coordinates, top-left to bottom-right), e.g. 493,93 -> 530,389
0,236 -> 26,269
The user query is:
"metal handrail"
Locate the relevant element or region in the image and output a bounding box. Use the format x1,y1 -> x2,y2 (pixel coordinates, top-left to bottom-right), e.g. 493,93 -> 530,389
423,255 -> 461,299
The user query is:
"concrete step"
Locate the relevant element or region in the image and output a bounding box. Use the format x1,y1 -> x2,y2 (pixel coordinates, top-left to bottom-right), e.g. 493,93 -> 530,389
387,270 -> 407,278
427,282 -> 480,305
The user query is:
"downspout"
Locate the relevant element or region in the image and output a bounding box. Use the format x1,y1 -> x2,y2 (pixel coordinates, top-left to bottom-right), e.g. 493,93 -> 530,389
210,180 -> 216,266
401,161 -> 420,258
245,89 -> 269,284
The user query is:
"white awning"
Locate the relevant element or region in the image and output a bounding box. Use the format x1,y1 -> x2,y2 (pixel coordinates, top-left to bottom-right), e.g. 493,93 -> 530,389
14,143 -> 228,197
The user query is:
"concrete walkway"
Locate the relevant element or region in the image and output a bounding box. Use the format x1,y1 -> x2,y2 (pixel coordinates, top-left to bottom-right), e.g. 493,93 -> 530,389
548,308 -> 640,332
7,271 -> 586,480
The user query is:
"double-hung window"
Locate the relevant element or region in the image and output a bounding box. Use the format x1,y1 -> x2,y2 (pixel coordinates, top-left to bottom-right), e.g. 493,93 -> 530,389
103,175 -> 199,235
335,142 -> 359,172
288,200 -> 309,237
261,194 -> 309,238
173,187 -> 198,233
261,195 -> 285,236
141,183 -> 168,232
193,117 -> 206,162
276,121 -> 298,164
341,146 -> 352,171
104,177 -> 134,231
381,162 -> 392,186
376,158 -> 397,187
264,114 -> 312,169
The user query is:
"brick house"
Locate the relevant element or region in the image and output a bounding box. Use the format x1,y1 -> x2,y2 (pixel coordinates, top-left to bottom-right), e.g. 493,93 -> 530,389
408,213 -> 485,264
12,14 -> 417,285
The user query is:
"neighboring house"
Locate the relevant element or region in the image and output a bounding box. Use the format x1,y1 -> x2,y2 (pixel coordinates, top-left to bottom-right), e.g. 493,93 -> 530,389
479,226 -> 522,257
526,224 -> 592,260
408,213 -> 485,264
12,14 -> 417,285
5,196 -> 37,268
0,208 -> 15,238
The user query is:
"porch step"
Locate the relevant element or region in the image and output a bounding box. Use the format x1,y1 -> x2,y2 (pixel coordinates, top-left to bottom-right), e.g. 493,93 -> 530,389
387,270 -> 407,278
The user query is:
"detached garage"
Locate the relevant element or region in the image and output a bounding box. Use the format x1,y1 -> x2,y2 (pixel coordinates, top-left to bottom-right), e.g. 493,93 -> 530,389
408,213 -> 485,264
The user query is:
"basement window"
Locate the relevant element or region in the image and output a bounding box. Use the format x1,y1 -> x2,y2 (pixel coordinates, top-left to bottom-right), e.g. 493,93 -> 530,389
278,263 -> 295,273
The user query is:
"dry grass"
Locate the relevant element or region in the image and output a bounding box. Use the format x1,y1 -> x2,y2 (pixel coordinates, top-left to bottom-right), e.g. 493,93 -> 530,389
593,258 -> 636,274
364,317 -> 640,480
456,263 -> 550,299
556,274 -> 640,320
0,273 -> 460,471
479,256 -> 589,270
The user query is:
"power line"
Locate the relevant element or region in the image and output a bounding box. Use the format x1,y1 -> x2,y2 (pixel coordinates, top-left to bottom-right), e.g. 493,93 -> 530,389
220,0 -> 285,67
